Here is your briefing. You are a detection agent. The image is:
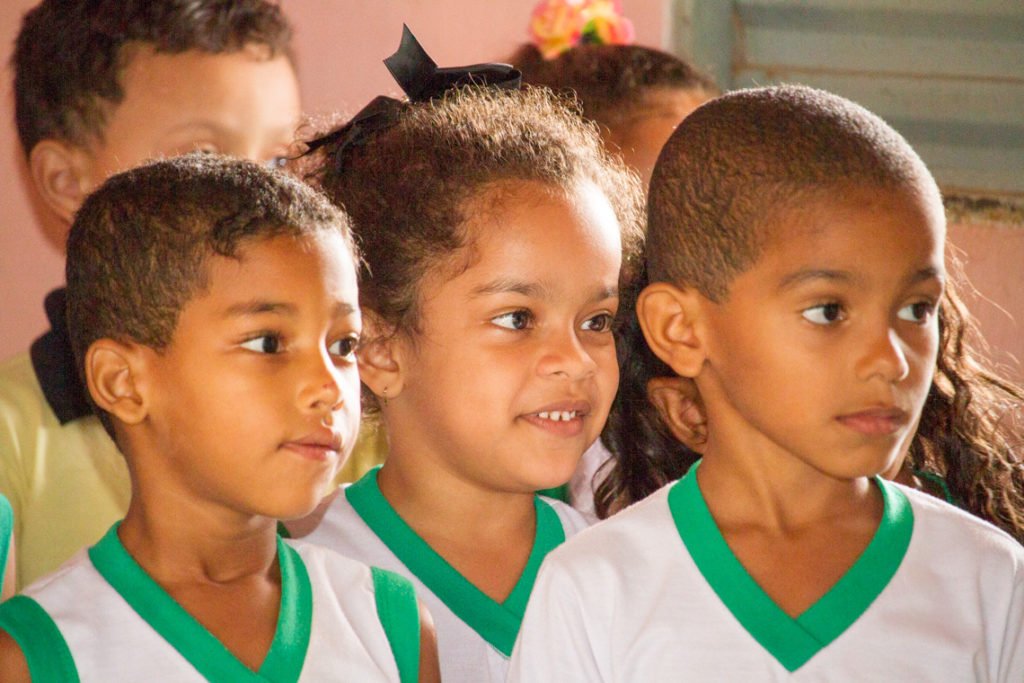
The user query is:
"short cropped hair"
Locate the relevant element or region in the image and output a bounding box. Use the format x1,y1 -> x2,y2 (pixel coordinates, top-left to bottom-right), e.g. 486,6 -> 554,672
306,85 -> 645,339
66,153 -> 354,432
12,0 -> 294,156
646,84 -> 940,299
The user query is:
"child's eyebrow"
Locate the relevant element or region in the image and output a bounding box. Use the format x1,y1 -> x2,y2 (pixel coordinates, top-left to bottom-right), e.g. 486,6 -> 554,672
777,269 -> 856,291
907,266 -> 945,286
471,278 -> 548,299
222,301 -> 357,317
777,266 -> 944,291
471,279 -> 619,302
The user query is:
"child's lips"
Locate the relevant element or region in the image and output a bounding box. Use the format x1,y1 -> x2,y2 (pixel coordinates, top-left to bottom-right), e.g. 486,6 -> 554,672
521,400 -> 592,437
835,407 -> 909,436
282,429 -> 343,462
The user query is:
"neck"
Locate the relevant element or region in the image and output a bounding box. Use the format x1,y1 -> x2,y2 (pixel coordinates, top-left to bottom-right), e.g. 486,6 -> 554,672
694,401 -> 881,533
377,445 -> 537,544
697,449 -> 877,532
120,467 -> 278,585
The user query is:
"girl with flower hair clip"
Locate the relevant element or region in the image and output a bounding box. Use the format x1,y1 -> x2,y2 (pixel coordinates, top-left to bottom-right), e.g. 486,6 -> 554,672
514,0 -> 718,187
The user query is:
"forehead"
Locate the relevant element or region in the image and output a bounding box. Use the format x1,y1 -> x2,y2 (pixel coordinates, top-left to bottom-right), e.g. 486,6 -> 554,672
756,184 -> 946,280
431,180 -> 622,293
103,45 -> 300,137
201,232 -> 357,301
467,180 -> 621,253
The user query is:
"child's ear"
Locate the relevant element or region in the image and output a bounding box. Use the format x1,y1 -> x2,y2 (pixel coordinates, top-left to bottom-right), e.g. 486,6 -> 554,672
647,376 -> 707,450
356,313 -> 406,402
636,282 -> 706,378
85,339 -> 149,426
28,140 -> 94,225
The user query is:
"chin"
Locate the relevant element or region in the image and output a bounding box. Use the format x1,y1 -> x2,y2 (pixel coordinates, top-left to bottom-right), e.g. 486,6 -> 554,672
263,496 -> 321,522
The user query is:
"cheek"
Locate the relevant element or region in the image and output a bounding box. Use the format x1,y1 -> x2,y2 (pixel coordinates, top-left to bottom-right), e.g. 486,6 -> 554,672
908,326 -> 941,387
595,344 -> 621,400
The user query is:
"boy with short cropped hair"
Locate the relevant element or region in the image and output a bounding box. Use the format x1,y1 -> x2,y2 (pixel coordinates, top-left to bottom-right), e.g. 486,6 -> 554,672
509,85 -> 1024,681
0,0 -> 302,589
0,153 -> 440,682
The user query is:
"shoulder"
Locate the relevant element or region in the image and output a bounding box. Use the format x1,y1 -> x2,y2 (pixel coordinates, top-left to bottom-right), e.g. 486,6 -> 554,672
0,352 -> 46,420
538,496 -> 592,537
286,537 -> 375,585
20,548 -> 97,603
303,484 -> 371,542
897,482 -> 1024,575
542,482 -> 678,576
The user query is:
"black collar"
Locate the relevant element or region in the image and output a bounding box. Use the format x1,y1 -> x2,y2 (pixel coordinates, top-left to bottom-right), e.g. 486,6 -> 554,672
30,288 -> 93,425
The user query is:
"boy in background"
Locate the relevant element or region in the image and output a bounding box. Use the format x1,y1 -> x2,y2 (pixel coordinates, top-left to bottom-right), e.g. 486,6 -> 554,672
0,0 -> 301,589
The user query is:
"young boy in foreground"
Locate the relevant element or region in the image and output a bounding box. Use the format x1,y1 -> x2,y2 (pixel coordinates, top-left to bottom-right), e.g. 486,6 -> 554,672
509,85 -> 1024,681
0,154 -> 439,682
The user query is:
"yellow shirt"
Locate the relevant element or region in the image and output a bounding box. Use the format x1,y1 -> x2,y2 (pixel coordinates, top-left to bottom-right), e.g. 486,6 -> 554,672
0,351 -> 386,589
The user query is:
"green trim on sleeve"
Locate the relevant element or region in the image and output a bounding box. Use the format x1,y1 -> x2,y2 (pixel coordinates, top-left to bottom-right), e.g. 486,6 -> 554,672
0,595 -> 80,682
0,494 -> 12,596
668,463 -> 913,672
372,567 -> 421,683
346,466 -> 566,656
88,523 -> 311,682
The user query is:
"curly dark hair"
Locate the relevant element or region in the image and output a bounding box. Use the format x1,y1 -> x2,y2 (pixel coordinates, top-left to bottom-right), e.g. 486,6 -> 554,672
304,85 -> 644,335
910,261 -> 1024,541
599,85 -> 1024,541
510,42 -> 718,131
595,264 -> 701,518
66,152 -> 355,437
12,0 -> 294,156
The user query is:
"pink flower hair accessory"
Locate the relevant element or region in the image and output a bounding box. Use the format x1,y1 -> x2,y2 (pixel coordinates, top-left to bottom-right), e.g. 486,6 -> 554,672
528,0 -> 636,59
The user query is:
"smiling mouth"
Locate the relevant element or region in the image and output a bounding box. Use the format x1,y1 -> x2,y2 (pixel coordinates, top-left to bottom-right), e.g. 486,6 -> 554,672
536,410 -> 579,422
521,402 -> 592,437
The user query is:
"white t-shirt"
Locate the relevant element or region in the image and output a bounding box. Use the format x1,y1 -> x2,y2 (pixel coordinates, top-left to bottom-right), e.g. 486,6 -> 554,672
10,526 -> 411,682
567,439 -> 612,523
304,466 -> 590,683
509,466 -> 1024,682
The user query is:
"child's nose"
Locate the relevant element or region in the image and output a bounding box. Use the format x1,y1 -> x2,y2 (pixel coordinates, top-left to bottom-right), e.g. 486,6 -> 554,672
856,326 -> 911,384
298,348 -> 344,413
537,328 -> 598,381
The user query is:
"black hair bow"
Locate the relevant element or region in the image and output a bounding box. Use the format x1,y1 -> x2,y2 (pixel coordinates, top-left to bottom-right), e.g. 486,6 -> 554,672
303,25 -> 521,159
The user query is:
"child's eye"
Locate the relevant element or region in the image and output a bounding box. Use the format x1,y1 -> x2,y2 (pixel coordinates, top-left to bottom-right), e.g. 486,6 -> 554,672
897,301 -> 936,324
581,313 -> 614,333
329,335 -> 359,361
801,302 -> 845,325
241,334 -> 282,354
492,310 -> 533,330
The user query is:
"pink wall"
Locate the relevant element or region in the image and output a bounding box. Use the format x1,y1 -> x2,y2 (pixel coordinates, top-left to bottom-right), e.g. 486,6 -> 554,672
1,1 -> 1020,386
0,0 -> 666,360
948,222 -> 1024,382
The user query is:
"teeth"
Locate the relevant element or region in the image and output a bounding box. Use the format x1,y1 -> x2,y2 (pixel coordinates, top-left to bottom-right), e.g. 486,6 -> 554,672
536,411 -> 577,422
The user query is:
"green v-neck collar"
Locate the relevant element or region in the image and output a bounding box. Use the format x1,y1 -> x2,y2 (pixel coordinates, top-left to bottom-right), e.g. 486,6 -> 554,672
89,523 -> 312,682
346,466 -> 565,657
668,464 -> 913,672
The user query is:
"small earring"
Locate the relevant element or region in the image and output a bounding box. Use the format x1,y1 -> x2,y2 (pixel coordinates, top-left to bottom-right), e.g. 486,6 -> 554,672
382,386 -> 389,407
